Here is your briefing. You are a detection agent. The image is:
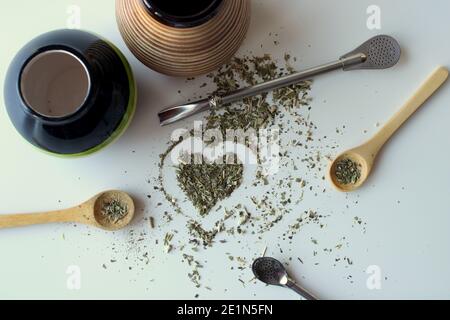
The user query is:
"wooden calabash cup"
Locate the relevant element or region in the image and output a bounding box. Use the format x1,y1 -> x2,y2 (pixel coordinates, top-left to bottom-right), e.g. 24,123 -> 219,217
116,0 -> 251,77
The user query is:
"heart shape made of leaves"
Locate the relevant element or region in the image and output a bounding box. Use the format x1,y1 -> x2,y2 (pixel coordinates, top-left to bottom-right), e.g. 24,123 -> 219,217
176,159 -> 244,216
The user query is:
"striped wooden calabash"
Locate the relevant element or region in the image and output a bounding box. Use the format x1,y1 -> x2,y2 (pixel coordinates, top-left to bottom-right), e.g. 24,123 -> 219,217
116,0 -> 251,77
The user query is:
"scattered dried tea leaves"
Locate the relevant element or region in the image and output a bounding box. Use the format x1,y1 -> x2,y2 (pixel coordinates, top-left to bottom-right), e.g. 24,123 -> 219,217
100,199 -> 128,224
183,254 -> 203,288
176,160 -> 244,216
334,158 -> 362,185
153,51 -> 360,290
164,232 -> 174,253
205,54 -> 312,133
187,220 -> 220,247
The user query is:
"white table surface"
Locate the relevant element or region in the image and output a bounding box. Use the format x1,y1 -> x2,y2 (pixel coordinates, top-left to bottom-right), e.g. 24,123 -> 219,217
1,0 -> 450,300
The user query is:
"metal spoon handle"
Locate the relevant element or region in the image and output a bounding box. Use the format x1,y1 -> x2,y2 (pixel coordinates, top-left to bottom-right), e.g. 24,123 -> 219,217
286,280 -> 317,300
158,54 -> 365,126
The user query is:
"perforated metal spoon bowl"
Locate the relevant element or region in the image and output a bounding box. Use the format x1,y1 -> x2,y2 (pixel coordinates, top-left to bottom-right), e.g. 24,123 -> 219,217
159,35 -> 401,125
252,257 -> 317,300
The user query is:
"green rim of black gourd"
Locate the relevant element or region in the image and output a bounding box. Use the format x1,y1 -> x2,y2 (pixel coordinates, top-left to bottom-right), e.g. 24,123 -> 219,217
4,29 -> 136,157
142,0 -> 223,28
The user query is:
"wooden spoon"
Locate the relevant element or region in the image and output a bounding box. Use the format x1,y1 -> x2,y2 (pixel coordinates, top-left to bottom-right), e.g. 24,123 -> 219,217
329,66 -> 449,192
0,190 -> 135,231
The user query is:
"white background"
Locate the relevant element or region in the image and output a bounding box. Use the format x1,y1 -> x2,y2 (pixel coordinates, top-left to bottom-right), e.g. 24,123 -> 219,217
0,0 -> 449,299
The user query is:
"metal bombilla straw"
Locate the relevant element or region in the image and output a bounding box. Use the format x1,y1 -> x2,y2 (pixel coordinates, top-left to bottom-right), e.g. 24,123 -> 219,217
158,35 -> 401,126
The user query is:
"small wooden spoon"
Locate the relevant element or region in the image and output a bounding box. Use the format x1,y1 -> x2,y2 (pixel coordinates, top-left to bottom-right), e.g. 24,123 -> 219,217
329,66 -> 449,192
0,190 -> 135,231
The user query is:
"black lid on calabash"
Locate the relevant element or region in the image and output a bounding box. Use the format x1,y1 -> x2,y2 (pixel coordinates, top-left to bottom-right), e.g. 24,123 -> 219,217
142,0 -> 223,28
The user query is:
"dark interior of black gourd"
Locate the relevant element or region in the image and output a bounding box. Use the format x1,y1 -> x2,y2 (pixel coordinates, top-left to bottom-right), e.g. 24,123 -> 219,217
149,0 -> 217,17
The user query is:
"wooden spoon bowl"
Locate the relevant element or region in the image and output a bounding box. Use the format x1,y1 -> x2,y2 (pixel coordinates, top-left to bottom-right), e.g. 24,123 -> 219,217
329,151 -> 371,192
92,190 -> 135,230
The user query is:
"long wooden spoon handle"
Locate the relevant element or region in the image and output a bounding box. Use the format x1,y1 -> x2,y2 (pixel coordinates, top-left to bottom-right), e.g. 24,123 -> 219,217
0,209 -> 79,229
370,66 -> 449,152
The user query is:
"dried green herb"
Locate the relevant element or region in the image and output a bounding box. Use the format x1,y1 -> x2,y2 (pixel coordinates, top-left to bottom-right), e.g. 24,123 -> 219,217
334,158 -> 362,185
187,220 -> 219,247
167,54 -> 313,220
153,52 -> 361,290
205,54 -> 312,133
273,81 -> 312,109
157,137 -> 187,218
101,199 -> 128,224
149,217 -> 155,229
183,254 -> 203,288
164,232 -> 174,253
176,161 -> 244,216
